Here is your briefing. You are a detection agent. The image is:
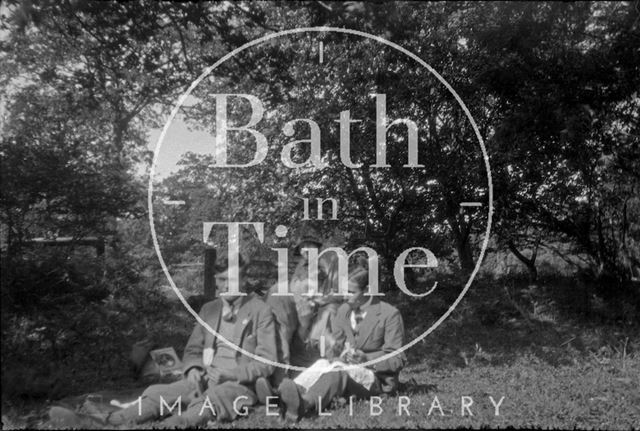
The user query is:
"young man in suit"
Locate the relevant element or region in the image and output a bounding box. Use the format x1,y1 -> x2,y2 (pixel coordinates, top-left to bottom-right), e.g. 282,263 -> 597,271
277,265 -> 407,421
49,259 -> 278,428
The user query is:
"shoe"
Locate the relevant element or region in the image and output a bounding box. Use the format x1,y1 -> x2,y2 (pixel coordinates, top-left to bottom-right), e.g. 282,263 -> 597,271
255,376 -> 275,405
278,378 -> 310,422
48,406 -> 107,429
81,398 -> 113,416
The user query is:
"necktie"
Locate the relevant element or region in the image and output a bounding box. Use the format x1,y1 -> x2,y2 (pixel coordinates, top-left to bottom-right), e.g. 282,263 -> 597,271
222,303 -> 236,322
354,309 -> 364,333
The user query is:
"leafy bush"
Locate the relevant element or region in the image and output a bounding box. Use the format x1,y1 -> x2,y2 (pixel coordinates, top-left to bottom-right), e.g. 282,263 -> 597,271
1,246 -> 186,401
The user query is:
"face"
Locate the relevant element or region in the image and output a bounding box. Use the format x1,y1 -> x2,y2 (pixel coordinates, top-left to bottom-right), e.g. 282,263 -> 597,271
299,241 -> 320,262
215,265 -> 247,302
346,279 -> 368,309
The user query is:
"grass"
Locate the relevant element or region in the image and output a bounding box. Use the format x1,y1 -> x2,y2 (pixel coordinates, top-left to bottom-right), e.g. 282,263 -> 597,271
259,354 -> 640,429
2,277 -> 639,429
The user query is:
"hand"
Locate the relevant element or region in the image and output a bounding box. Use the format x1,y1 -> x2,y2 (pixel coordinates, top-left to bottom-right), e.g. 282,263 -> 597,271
319,332 -> 336,355
186,368 -> 204,389
297,314 -> 313,341
326,338 -> 342,361
206,368 -> 235,385
345,349 -> 367,364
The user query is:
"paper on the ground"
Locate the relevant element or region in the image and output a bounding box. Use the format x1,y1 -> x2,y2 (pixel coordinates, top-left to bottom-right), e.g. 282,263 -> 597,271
293,358 -> 376,391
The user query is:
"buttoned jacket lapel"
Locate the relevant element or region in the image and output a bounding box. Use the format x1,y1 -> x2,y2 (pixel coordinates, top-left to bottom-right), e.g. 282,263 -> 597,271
231,295 -> 253,350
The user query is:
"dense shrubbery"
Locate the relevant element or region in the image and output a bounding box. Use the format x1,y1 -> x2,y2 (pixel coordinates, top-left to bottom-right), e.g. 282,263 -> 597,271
0,245 -> 190,402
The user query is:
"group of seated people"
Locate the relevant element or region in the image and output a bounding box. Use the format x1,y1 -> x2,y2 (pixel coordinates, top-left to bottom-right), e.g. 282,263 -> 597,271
49,235 -> 407,428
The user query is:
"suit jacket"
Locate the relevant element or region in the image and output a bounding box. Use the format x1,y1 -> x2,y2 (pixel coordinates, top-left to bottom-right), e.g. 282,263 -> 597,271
332,298 -> 406,392
182,293 -> 277,384
261,283 -> 298,366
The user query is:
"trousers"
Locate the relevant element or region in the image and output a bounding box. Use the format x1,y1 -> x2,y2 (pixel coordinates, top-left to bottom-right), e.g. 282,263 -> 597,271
303,369 -> 382,412
108,378 -> 257,427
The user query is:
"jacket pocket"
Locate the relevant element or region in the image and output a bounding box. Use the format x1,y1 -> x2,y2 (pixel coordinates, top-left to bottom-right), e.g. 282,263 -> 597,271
368,326 -> 385,346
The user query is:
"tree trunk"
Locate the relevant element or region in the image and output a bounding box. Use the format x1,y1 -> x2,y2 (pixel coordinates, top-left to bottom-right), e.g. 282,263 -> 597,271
507,240 -> 539,283
204,247 -> 217,299
457,239 -> 475,275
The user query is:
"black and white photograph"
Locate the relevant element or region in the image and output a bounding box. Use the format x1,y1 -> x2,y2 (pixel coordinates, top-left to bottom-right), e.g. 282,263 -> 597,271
1,1 -> 639,429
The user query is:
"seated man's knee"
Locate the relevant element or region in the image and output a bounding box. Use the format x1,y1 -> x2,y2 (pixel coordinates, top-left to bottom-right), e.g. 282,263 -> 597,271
142,383 -> 168,398
330,369 -> 349,385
